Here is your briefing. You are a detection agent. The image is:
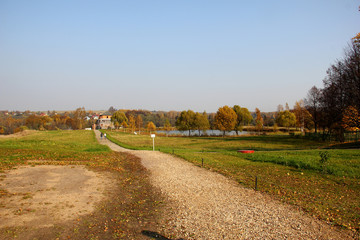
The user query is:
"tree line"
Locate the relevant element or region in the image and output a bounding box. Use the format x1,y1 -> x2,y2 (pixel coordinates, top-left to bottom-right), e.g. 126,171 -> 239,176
304,33 -> 360,140
0,108 -> 94,134
110,104 -> 310,136
1,103 -> 311,135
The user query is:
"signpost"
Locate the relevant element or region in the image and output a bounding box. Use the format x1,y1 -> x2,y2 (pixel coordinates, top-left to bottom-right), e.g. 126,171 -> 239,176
151,134 -> 155,151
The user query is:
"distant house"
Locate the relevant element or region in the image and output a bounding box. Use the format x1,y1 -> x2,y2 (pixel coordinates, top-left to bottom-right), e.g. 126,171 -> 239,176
96,112 -> 114,129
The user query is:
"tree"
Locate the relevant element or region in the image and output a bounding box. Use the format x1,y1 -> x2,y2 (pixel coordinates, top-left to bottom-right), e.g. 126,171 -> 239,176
121,121 -> 128,132
214,106 -> 237,136
305,86 -> 322,133
108,106 -> 117,114
304,33 -> 360,135
71,107 -> 86,130
0,126 -> 5,134
233,105 -> 253,134
276,110 -> 296,130
342,106 -> 360,131
111,111 -> 128,129
128,115 -> 136,133
255,108 -> 263,132
193,112 -> 210,136
136,115 -> 143,134
146,121 -> 156,133
175,110 -> 196,136
285,103 -> 290,111
163,119 -> 172,136
293,100 -> 312,132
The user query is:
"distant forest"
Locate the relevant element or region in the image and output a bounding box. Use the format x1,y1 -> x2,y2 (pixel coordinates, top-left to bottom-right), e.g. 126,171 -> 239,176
0,107 -> 279,135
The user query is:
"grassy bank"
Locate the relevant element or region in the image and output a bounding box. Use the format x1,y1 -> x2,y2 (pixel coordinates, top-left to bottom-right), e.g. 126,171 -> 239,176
103,130 -> 360,233
0,130 -> 162,239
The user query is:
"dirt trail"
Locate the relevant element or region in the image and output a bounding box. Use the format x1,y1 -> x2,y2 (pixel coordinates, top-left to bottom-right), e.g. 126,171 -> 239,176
96,130 -> 352,239
0,165 -> 112,228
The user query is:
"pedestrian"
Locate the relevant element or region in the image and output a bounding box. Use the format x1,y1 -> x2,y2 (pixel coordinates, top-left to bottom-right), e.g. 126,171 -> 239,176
100,132 -> 103,139
104,133 -> 107,139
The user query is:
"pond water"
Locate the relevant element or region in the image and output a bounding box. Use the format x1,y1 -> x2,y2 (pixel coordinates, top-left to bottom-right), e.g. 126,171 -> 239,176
156,130 -> 252,136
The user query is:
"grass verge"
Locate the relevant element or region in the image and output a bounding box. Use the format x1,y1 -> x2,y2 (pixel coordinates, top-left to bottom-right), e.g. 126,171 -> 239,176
103,130 -> 360,234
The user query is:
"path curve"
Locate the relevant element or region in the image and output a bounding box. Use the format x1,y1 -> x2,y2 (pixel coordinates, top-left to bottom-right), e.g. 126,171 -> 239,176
95,130 -> 352,239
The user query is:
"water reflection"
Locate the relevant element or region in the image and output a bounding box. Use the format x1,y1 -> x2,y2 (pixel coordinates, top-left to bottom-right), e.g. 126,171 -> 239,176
156,130 -> 251,136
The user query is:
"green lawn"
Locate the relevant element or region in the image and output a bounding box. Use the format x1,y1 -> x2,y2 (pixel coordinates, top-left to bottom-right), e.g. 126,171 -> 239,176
104,130 -> 360,232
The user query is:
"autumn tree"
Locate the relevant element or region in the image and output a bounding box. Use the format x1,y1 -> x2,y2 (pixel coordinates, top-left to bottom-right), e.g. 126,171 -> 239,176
71,107 -> 86,130
194,112 -> 210,136
163,119 -> 172,136
128,115 -> 136,133
136,115 -> 143,134
0,126 -> 5,134
214,106 -> 237,136
121,121 -> 128,132
233,105 -> 253,134
175,110 -> 196,136
276,110 -> 296,130
293,100 -> 314,132
342,106 -> 360,131
304,33 -> 360,135
146,121 -> 156,133
255,108 -> 264,132
111,111 -> 128,129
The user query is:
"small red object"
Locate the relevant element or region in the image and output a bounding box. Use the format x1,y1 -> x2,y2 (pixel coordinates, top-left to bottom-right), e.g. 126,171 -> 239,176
237,150 -> 254,154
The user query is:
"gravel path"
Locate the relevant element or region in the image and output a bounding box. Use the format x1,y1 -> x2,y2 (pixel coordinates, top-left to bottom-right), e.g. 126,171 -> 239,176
96,131 -> 352,239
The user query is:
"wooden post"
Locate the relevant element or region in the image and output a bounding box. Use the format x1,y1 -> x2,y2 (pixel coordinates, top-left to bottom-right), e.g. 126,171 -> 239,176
255,176 -> 258,190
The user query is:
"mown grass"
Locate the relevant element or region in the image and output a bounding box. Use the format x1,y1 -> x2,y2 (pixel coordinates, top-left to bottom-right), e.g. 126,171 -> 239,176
0,130 -> 162,239
104,130 -> 360,233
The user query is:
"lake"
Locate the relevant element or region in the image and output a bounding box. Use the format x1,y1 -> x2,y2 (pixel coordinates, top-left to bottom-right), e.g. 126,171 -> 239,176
156,130 -> 251,136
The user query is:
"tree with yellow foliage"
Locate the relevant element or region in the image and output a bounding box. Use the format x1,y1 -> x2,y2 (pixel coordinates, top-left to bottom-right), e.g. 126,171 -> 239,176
342,106 -> 360,131
255,108 -> 263,132
147,121 -> 156,133
128,115 -> 136,133
214,106 -> 237,136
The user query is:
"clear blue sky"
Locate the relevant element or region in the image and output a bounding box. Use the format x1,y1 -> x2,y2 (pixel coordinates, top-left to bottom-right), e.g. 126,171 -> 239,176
1,1 -> 359,113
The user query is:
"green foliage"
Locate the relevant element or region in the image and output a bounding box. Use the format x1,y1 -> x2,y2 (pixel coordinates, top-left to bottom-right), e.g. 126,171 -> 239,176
233,105 -> 253,133
111,111 -> 128,129
193,112 -> 210,135
175,110 -> 196,136
276,110 -> 296,129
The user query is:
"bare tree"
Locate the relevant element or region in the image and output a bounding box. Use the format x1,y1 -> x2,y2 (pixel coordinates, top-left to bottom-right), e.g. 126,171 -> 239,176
305,86 -> 321,133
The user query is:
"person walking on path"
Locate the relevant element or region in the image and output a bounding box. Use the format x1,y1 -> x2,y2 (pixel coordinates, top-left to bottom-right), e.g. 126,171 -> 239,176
100,132 -> 103,139
104,133 -> 107,139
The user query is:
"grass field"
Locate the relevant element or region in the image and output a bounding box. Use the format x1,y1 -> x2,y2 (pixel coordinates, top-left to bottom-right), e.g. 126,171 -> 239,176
103,130 -> 360,233
0,130 -> 161,239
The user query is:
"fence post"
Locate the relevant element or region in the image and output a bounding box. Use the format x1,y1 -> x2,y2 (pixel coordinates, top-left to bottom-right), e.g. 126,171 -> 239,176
255,176 -> 258,191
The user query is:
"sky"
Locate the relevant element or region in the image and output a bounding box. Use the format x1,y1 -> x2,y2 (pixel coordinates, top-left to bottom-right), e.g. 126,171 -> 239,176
0,1 -> 359,113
